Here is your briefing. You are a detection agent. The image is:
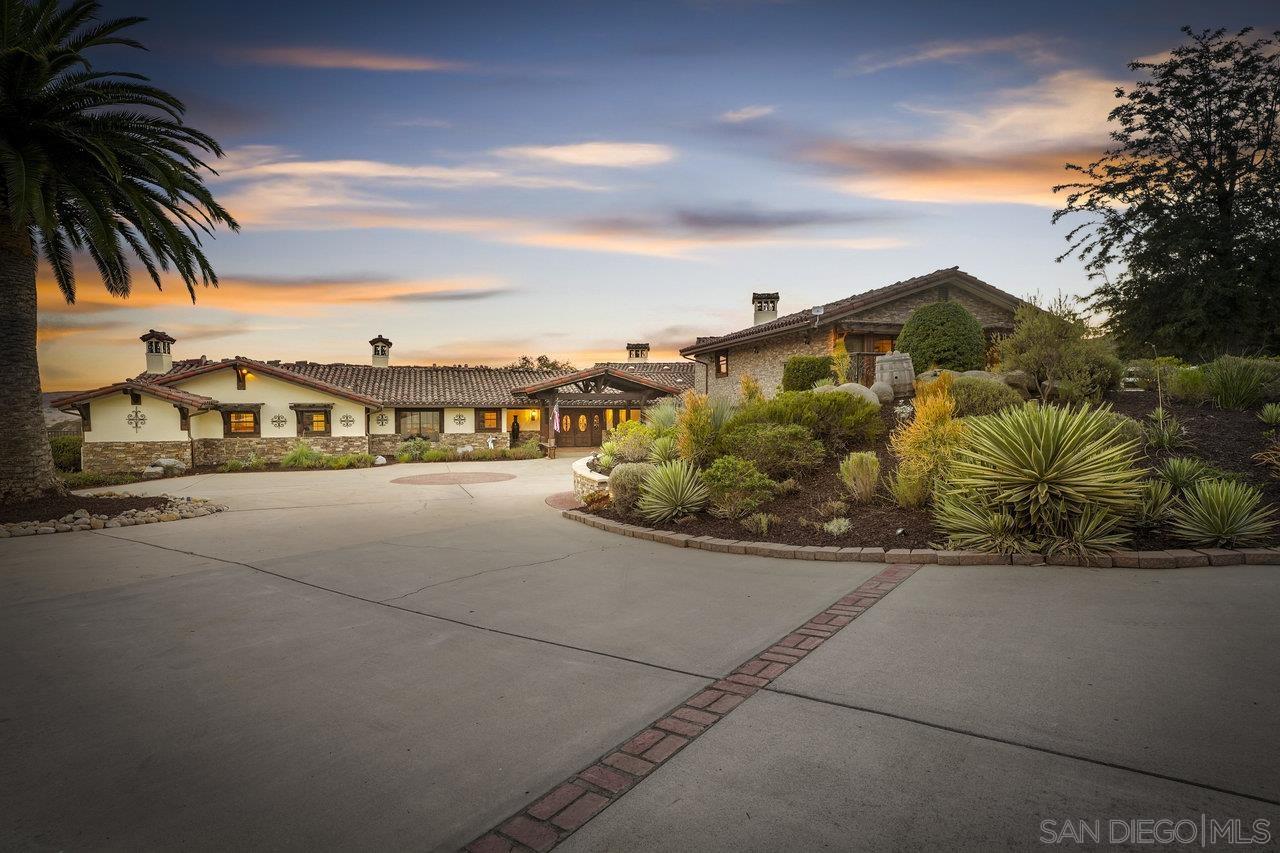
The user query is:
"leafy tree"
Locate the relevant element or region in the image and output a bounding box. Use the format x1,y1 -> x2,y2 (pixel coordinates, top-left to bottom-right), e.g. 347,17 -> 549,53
895,301 -> 985,373
1,0 -> 237,500
1054,28 -> 1280,360
504,354 -> 576,370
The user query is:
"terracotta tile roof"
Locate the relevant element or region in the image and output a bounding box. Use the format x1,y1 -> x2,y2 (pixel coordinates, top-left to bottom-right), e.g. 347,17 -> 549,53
680,267 -> 1023,355
144,357 -> 384,408
280,362 -> 576,407
512,366 -> 685,396
590,362 -> 694,389
50,380 -> 217,410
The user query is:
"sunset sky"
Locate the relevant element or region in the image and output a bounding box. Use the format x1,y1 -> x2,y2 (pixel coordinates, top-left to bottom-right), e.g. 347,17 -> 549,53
40,0 -> 1276,390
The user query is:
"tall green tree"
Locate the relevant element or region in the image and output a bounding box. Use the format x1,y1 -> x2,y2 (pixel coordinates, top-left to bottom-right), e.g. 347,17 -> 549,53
0,0 -> 236,501
1054,28 -> 1280,360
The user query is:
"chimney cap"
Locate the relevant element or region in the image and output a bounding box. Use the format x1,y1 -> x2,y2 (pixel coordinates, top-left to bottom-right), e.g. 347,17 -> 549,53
369,334 -> 392,347
752,292 -> 779,302
140,329 -> 175,343
626,342 -> 650,350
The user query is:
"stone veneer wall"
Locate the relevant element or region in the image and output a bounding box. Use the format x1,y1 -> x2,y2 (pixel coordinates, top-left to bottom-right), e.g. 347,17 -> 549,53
191,435 -> 369,467
83,440 -> 193,474
705,328 -> 834,404
369,432 -> 511,456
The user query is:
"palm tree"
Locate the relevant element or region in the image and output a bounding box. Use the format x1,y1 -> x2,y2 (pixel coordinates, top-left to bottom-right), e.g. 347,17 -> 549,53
0,0 -> 236,501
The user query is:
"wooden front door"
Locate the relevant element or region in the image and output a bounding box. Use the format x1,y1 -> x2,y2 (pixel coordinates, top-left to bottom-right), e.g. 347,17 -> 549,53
557,409 -> 605,447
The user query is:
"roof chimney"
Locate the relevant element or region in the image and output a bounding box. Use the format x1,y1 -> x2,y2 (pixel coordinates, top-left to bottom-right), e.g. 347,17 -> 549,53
752,292 -> 779,325
369,334 -> 392,368
140,329 -> 174,374
626,342 -> 650,363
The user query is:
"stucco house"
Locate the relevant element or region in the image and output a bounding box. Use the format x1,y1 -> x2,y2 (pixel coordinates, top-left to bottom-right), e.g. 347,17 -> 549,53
680,267 -> 1024,402
53,333 -> 691,473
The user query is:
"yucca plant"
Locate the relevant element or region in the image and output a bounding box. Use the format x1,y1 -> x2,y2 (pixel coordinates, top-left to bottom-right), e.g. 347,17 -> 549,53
1169,479 -> 1277,548
937,404 -> 1144,554
1133,479 -> 1175,530
933,496 -> 1032,554
1155,457 -> 1214,493
1143,407 -> 1191,450
1259,403 -> 1280,427
637,461 -> 709,522
647,435 -> 679,464
838,451 -> 880,503
642,398 -> 679,437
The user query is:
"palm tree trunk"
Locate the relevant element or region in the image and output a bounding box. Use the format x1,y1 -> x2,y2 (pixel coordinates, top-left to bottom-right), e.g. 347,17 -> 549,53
0,215 -> 64,502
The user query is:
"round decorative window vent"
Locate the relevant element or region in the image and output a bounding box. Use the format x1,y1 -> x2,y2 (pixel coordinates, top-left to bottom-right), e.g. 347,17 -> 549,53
453,414 -> 466,425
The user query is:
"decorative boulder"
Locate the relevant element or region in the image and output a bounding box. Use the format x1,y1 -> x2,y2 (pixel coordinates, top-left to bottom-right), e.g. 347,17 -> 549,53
833,382 -> 881,408
152,457 -> 187,473
1001,370 -> 1037,396
141,465 -> 165,479
916,368 -> 961,383
456,444 -> 474,455
869,381 -> 895,404
960,370 -> 1001,383
373,455 -> 387,466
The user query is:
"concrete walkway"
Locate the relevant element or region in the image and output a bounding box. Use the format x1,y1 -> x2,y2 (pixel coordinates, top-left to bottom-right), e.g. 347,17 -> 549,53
2,457 -> 1278,851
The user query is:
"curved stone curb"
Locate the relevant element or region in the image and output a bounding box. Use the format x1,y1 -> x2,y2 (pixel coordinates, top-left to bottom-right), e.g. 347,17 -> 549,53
0,494 -> 227,539
560,509 -> 1280,568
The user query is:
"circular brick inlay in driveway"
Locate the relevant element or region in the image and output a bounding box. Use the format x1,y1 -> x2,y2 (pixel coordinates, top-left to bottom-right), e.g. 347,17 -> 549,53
390,472 -> 516,485
545,491 -> 585,510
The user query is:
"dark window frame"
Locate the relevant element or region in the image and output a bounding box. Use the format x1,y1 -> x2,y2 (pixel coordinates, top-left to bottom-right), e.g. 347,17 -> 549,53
397,408 -> 444,437
715,352 -> 729,377
222,410 -> 260,437
296,409 -> 331,437
474,408 -> 502,433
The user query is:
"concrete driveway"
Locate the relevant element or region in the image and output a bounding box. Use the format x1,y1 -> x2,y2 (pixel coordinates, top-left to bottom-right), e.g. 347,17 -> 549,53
2,457 -> 1277,851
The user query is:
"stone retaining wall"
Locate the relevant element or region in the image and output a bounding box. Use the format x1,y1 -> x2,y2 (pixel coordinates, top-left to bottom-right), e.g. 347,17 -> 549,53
82,441 -> 192,474
571,456 -> 609,502
561,510 -> 1280,568
191,435 -> 369,466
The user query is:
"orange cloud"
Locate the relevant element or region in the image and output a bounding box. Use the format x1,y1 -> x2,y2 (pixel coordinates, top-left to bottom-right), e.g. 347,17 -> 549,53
237,46 -> 468,72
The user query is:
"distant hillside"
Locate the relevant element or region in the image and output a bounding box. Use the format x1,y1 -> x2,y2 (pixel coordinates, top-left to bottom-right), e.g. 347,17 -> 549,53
42,392 -> 83,436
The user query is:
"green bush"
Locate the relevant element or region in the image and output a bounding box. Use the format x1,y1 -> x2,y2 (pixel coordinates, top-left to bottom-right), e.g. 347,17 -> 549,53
1204,356 -> 1268,410
1169,367 -> 1209,403
887,460 -> 931,508
782,355 -> 835,392
49,435 -> 83,472
1169,479 -> 1277,547
999,297 -> 1121,402
219,459 -> 244,473
609,462 -> 657,515
935,404 -> 1144,555
59,470 -> 143,489
327,452 -> 375,469
422,448 -> 458,463
1106,412 -> 1145,448
822,517 -> 852,536
281,441 -> 327,469
702,455 -> 775,519
740,512 -> 781,537
396,437 -> 433,462
838,451 -> 880,503
950,377 -> 1024,416
638,461 -> 709,522
896,301 -> 985,374
508,438 -> 544,460
611,422 -> 655,463
730,390 -> 881,452
718,422 -> 824,479
674,390 -> 733,468
1259,403 -> 1280,427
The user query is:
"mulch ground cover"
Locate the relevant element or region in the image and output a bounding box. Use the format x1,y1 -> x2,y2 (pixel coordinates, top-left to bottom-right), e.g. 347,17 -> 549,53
0,493 -> 167,525
590,390 -> 1280,550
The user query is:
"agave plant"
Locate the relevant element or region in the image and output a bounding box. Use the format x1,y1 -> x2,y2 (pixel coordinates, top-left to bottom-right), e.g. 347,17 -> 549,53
937,404 -> 1144,554
1155,457 -> 1215,493
647,435 -> 680,464
637,460 -> 709,522
1133,479 -> 1175,530
642,398 -> 679,437
1169,479 -> 1277,548
1143,407 -> 1191,451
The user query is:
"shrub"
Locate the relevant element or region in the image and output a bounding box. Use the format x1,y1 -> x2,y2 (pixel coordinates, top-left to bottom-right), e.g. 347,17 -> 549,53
1169,479 -> 1277,548
396,437 -> 433,462
822,517 -> 852,536
49,435 -> 83,472
1155,457 -> 1215,492
1204,356 -> 1268,410
1254,441 -> 1280,478
730,390 -> 881,452
775,477 -> 799,495
896,301 -> 985,374
281,441 -> 327,469
609,462 -> 657,515
738,373 -> 764,404
638,461 -> 710,522
1126,356 -> 1184,392
936,404 -> 1144,556
888,388 -> 967,500
422,448 -> 458,463
1260,403 -> 1280,427
914,371 -> 954,403
999,296 -> 1120,402
643,398 -> 679,437
782,355 -> 835,392
508,438 -> 544,460
59,470 -> 143,489
950,376 -> 1024,416
608,419 -> 655,462
702,455 -> 776,519
583,490 -> 612,511
1143,407 -> 1191,451
838,451 -> 879,503
1169,367 -> 1209,404
219,459 -> 244,473
647,435 -> 680,464
831,338 -> 852,385
1106,412 -> 1145,448
327,452 -> 375,469
675,390 -> 733,468
740,512 -> 781,537
595,452 -> 616,472
718,422 -> 824,479
818,498 -> 849,518
887,460 -> 931,508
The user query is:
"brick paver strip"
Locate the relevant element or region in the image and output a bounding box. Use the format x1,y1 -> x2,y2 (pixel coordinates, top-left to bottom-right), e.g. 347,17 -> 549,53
463,563 -> 922,852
